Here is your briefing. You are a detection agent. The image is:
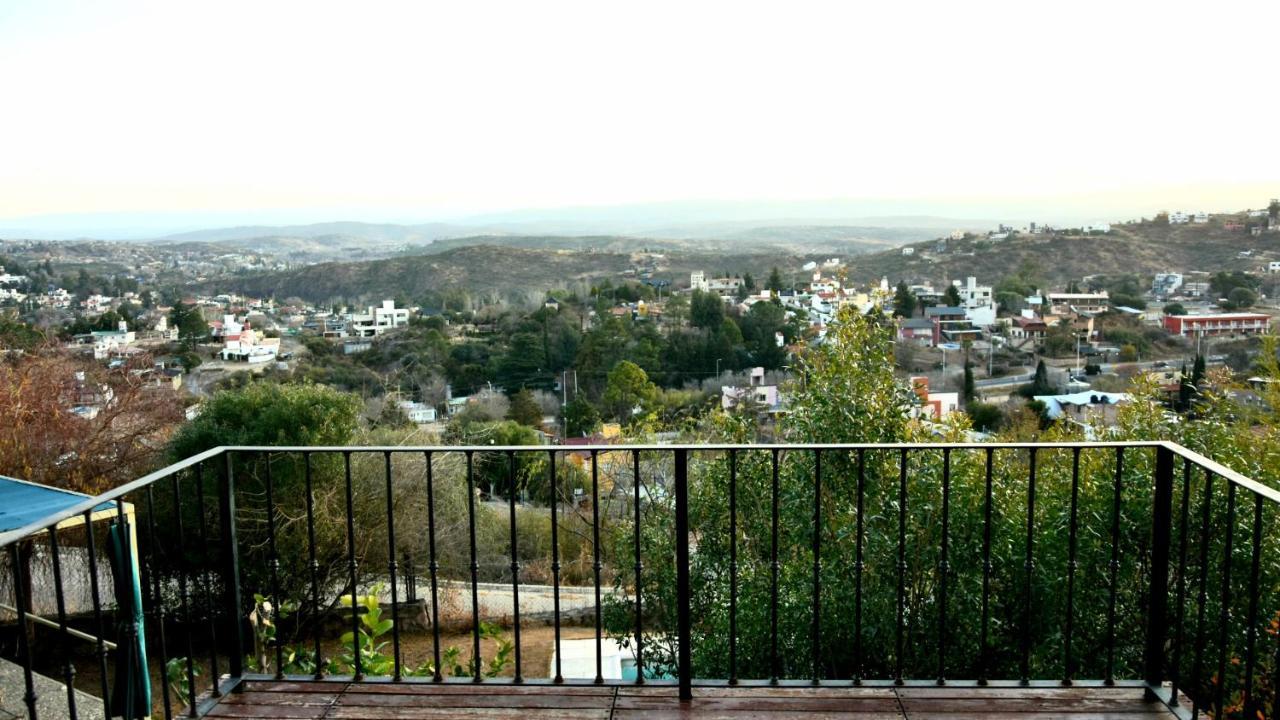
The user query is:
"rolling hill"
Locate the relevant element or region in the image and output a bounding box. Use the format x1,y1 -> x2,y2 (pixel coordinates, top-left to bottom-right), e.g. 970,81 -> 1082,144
216,244 -> 810,305
840,214 -> 1280,287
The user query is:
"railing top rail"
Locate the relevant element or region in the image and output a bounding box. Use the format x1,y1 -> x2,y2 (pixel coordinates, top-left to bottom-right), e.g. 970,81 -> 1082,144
223,441 -> 1170,452
0,445 -> 226,550
3,440 -> 1274,549
1163,442 -> 1280,504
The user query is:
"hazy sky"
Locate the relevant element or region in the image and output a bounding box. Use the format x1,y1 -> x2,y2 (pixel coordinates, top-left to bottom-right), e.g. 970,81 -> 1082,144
2,0 -> 1277,229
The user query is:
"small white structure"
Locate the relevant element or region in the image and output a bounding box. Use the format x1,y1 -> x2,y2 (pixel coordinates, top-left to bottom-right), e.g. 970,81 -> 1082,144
1193,212 -> 1210,224
901,246 -> 915,256
1083,222 -> 1111,233
689,271 -> 709,291
1269,262 -> 1280,274
1169,211 -> 1191,224
551,638 -> 640,681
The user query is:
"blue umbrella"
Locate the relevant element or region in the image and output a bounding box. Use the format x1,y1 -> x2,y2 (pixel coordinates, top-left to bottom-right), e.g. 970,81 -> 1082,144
108,519 -> 151,719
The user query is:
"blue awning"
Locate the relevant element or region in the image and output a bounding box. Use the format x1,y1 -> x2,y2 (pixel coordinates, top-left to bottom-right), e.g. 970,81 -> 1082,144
0,476 -> 116,534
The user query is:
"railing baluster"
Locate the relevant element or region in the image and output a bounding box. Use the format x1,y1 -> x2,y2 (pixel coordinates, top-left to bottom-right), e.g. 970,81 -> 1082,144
85,507 -> 112,702
1143,445 -> 1174,699
170,474 -> 199,715
812,448 -> 822,685
728,449 -> 738,686
114,499 -> 143,717
937,447 -> 950,686
343,451 -> 362,680
979,447 -> 993,686
770,448 -> 780,685
219,452 -> 245,679
632,449 -> 645,686
674,447 -> 692,702
1169,457 -> 1193,706
425,451 -> 443,682
264,454 -> 284,679
1242,494 -> 1264,717
8,543 -> 38,719
384,451 -> 402,680
47,527 -> 78,719
853,448 -> 865,686
591,450 -> 604,686
507,451 -> 524,683
303,453 -> 324,678
1214,482 -> 1237,718
1021,447 -> 1037,685
144,486 -> 172,718
1104,447 -> 1123,685
1063,447 -> 1081,686
1190,469 -> 1215,717
549,450 -> 563,684
896,448 -> 907,686
465,450 -> 481,683
194,463 -> 220,697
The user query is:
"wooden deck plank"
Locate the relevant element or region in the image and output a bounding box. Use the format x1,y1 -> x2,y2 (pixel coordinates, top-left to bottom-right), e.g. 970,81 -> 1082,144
325,708 -> 610,719
612,714 -> 906,720
337,691 -> 615,709
614,696 -> 902,713
200,680 -> 1182,720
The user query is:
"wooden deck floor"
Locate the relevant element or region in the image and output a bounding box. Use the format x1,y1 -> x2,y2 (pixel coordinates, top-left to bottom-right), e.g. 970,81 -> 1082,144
200,681 -> 1185,719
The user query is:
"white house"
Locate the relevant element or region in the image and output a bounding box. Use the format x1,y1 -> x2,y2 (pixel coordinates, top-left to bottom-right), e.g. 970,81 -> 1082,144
689,271 -> 709,291
1169,212 -> 1191,224
398,400 -> 437,424
902,247 -> 915,256
90,322 -> 136,360
956,276 -> 994,310
721,367 -> 784,414
1269,262 -> 1280,274
1083,222 -> 1111,234
1193,212 -> 1210,224
219,315 -> 280,363
348,300 -> 411,338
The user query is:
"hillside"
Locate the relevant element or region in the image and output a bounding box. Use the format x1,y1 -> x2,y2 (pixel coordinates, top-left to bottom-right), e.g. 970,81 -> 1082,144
218,244 -> 808,305
842,214 -> 1280,286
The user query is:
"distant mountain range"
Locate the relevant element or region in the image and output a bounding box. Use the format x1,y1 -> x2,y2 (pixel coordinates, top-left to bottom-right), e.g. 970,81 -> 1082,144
212,212 -> 1280,305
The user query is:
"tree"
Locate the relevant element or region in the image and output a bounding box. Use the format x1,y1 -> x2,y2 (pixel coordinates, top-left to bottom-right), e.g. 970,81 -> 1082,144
943,284 -> 962,307
1017,360 -> 1055,398
0,351 -> 183,494
963,362 -> 976,402
1163,302 -> 1187,316
563,395 -> 601,437
506,388 -> 543,427
170,382 -> 361,459
690,291 -> 724,330
1118,344 -> 1139,363
170,301 -> 208,347
766,267 -> 783,293
892,281 -> 917,318
601,360 -> 657,423
1225,287 -> 1257,310
742,273 -> 756,292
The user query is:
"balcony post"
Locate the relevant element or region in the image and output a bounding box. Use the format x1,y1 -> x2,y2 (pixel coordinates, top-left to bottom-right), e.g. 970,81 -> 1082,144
674,448 -> 692,702
1143,444 -> 1175,698
219,449 -> 246,681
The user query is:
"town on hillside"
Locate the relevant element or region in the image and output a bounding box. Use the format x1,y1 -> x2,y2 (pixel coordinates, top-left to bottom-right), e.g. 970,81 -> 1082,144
1,198 -> 1278,443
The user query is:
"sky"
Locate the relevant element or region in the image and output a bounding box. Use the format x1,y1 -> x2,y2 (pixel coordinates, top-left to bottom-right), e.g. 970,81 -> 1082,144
1,0 -> 1278,235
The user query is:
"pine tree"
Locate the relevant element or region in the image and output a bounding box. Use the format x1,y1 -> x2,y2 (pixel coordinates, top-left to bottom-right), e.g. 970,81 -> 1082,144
766,267 -> 783,293
893,282 -> 917,318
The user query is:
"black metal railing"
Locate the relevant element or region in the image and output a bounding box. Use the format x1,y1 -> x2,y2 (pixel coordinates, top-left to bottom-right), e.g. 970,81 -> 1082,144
1,442 -> 1277,719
